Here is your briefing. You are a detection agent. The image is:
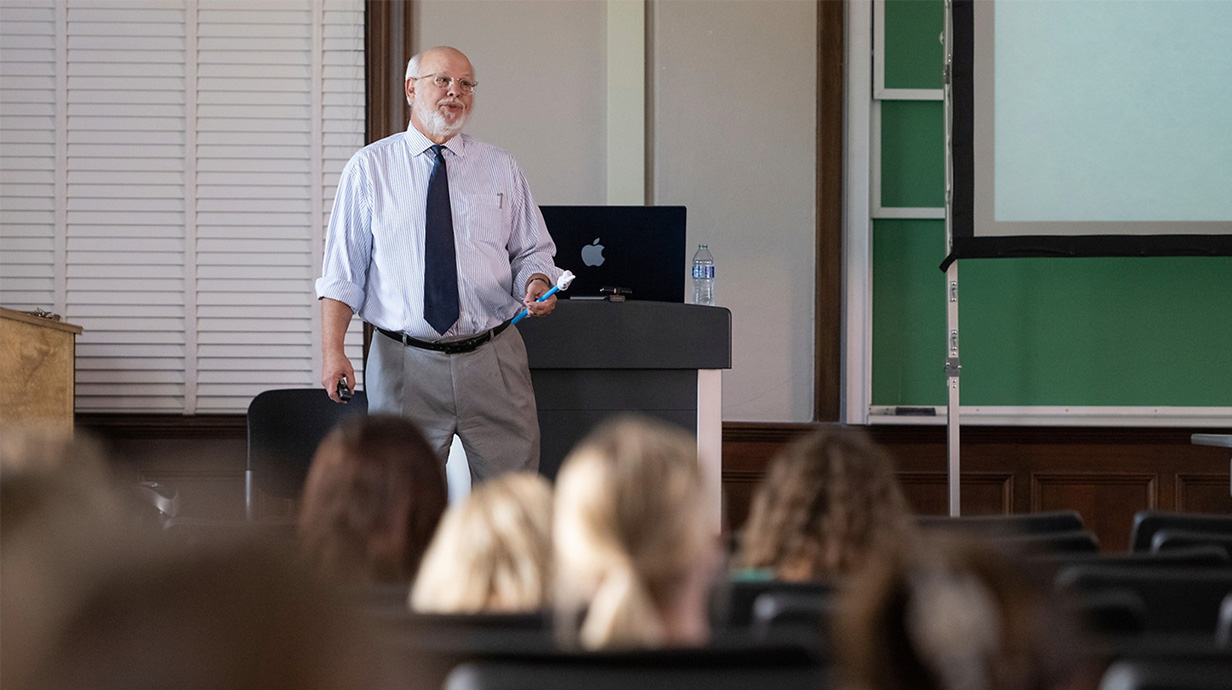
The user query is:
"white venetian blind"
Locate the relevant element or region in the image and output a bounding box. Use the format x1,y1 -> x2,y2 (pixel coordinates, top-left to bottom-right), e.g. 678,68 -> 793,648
0,3 -> 59,313
0,0 -> 365,414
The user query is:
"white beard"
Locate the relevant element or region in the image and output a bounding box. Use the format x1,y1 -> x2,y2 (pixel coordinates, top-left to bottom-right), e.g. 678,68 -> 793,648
414,99 -> 468,138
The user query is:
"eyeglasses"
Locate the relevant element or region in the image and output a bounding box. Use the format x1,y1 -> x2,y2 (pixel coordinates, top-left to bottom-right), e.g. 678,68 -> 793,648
412,73 -> 478,95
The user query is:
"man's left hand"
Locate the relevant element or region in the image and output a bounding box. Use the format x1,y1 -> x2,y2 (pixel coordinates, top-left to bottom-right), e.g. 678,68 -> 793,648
523,274 -> 557,318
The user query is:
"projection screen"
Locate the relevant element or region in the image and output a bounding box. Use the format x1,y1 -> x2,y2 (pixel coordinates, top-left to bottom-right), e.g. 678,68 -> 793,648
949,0 -> 1232,262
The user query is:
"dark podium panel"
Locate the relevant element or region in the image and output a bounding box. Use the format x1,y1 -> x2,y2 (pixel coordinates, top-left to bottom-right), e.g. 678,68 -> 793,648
517,300 -> 731,479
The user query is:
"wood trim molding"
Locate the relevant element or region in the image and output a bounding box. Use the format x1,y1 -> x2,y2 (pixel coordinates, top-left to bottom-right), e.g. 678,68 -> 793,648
1030,472 -> 1160,512
365,0 -> 413,145
815,0 -> 844,422
723,421 -> 819,444
75,414 -> 246,439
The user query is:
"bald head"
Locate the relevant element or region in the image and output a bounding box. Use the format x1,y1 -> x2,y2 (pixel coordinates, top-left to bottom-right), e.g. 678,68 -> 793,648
405,46 -> 476,144
405,46 -> 474,83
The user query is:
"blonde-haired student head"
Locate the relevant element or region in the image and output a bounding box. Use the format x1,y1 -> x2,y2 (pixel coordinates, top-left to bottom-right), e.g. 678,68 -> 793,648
411,471 -> 553,613
553,415 -> 719,650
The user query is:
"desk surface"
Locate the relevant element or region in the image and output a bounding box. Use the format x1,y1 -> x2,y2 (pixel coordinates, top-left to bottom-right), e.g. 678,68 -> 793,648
1192,434 -> 1232,448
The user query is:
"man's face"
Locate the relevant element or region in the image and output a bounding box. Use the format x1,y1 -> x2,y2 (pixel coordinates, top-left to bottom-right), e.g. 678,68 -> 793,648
406,49 -> 475,139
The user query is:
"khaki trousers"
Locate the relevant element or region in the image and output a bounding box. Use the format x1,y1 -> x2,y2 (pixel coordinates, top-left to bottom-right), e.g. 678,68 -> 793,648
367,325 -> 540,482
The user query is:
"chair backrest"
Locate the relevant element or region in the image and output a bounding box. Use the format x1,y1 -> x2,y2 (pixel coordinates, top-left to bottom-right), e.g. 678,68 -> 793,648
1100,659 -> 1232,690
917,510 -> 1085,535
1217,593 -> 1232,649
717,579 -> 835,627
442,644 -> 826,690
1129,512 -> 1232,553
1057,564 -> 1232,633
1076,588 -> 1147,638
369,610 -> 557,690
246,388 -> 368,499
751,589 -> 838,652
1045,546 -> 1231,571
999,529 -> 1100,554
1152,530 -> 1232,560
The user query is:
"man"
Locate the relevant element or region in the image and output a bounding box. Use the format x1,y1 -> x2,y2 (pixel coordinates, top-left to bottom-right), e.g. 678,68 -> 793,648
316,46 -> 561,481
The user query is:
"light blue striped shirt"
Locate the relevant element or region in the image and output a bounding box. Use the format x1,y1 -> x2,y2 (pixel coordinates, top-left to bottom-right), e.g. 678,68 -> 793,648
316,125 -> 562,339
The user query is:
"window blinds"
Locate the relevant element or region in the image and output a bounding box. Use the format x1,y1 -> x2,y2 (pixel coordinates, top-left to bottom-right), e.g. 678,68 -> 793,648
0,0 -> 366,414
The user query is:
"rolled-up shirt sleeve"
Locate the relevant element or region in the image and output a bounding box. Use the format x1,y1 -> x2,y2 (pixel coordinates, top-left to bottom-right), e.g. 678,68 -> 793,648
315,154 -> 372,313
506,165 -> 563,297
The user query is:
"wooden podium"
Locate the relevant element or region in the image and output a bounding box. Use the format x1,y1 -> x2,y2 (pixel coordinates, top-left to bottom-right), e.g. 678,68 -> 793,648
0,307 -> 83,429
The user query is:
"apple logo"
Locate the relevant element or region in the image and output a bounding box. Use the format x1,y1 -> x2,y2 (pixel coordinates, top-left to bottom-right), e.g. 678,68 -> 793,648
581,238 -> 605,267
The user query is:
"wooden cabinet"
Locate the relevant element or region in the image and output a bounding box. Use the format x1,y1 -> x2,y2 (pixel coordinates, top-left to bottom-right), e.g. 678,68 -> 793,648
0,307 -> 83,429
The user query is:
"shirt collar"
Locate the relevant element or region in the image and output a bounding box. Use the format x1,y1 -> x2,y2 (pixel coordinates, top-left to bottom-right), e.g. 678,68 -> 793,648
404,123 -> 466,158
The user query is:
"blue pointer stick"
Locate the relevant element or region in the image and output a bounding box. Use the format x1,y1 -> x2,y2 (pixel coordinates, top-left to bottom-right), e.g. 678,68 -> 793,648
511,270 -> 575,324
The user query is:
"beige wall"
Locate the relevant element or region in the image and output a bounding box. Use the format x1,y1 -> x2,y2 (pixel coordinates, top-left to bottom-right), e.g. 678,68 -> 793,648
653,0 -> 817,422
416,0 -> 818,423
415,0 -> 608,204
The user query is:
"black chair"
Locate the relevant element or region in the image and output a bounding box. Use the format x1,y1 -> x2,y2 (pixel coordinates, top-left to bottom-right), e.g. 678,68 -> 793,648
442,643 -> 827,690
1057,564 -> 1232,634
1100,659 -> 1232,690
717,579 -> 835,627
1129,512 -> 1232,553
246,388 -> 368,519
370,611 -> 556,690
1217,593 -> 1232,649
751,589 -> 838,652
1043,546 -> 1230,571
1074,589 -> 1148,639
1000,529 -> 1100,554
1152,529 -> 1232,560
917,510 -> 1085,535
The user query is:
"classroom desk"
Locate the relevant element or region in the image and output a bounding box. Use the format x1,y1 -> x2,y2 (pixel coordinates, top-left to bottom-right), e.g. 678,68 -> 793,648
1191,434 -> 1232,498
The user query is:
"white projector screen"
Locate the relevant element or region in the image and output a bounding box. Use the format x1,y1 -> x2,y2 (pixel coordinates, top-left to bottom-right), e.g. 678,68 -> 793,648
950,0 -> 1232,261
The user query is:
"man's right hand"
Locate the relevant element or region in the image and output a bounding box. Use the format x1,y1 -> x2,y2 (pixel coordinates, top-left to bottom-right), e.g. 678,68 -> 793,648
320,298 -> 357,403
322,350 -> 355,403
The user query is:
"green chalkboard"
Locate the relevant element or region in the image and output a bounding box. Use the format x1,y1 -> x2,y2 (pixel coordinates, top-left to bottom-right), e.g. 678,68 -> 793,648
883,0 -> 944,90
872,0 -> 1232,413
880,100 -> 944,208
872,219 -> 1232,407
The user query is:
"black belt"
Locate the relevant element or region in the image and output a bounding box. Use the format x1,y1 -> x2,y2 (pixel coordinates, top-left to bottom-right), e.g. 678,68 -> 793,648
377,320 -> 512,355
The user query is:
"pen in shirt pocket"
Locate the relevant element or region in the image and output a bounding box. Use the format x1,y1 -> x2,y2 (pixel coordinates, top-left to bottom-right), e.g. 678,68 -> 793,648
497,192 -> 503,209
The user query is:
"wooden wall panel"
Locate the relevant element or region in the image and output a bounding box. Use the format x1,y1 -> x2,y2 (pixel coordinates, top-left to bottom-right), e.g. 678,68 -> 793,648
724,423 -> 1232,552
1031,473 -> 1157,552
78,417 -> 1232,554
1176,473 -> 1232,514
898,472 -> 1013,516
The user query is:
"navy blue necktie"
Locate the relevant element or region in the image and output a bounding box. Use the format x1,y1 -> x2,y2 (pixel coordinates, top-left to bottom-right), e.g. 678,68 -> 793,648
423,144 -> 459,335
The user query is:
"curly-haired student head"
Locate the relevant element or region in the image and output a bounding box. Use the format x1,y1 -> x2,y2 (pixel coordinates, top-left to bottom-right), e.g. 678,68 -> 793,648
738,428 -> 915,581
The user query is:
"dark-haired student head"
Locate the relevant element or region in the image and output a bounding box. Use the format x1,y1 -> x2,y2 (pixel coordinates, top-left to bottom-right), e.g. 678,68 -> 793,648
298,414 -> 447,584
738,428 -> 915,581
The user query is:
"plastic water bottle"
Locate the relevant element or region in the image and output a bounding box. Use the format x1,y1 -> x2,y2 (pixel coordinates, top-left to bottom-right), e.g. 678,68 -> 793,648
691,244 -> 715,306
